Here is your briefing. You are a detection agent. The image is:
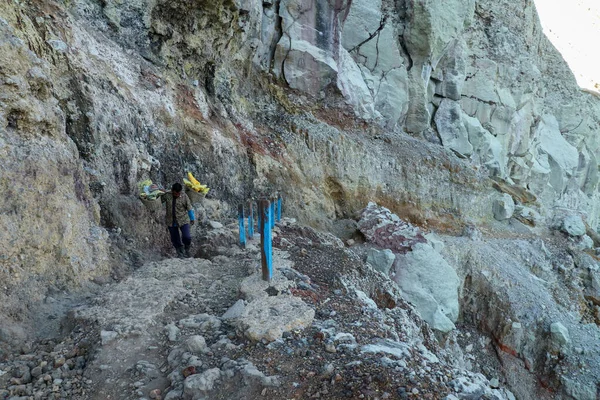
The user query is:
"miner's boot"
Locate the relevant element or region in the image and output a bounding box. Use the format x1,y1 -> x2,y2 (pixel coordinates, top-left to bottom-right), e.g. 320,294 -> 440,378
184,244 -> 192,258
176,246 -> 185,259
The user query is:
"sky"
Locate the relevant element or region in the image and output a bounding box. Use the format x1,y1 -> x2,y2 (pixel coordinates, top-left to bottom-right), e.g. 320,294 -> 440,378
535,0 -> 600,91
534,0 -> 600,91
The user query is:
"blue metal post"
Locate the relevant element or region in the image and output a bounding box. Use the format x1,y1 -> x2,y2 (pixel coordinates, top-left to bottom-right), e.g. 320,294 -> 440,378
238,204 -> 246,248
247,201 -> 254,239
260,199 -> 272,281
277,194 -> 282,222
270,196 -> 275,229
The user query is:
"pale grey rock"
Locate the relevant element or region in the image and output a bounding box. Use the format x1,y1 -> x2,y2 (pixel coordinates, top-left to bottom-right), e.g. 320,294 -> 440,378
562,215 -> 586,237
273,0 -> 345,95
179,314 -> 222,332
185,335 -> 207,354
550,322 -> 570,347
341,0 -> 408,125
576,235 -> 594,251
183,368 -> 221,398
236,295 -> 315,342
221,299 -> 245,320
240,363 -> 281,387
208,221 -> 224,229
461,58 -> 500,104
393,243 -> 459,332
403,0 -> 475,64
366,249 -> 396,275
444,395 -> 460,400
361,339 -> 411,359
336,48 -> 378,120
536,115 -> 579,174
585,270 -> 600,305
424,233 -> 445,252
493,194 -> 515,221
405,71 -> 432,133
164,391 -> 183,400
435,99 -> 473,156
100,330 -> 118,345
448,373 -> 515,400
239,272 -> 295,301
275,38 -> 338,94
489,105 -> 516,137
165,323 -> 180,342
435,39 -> 467,101
463,114 -> 506,177
562,377 -> 597,400
514,206 -> 541,226
47,39 -> 68,53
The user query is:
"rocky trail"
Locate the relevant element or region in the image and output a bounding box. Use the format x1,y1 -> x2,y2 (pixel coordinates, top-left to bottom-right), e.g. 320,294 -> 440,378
0,214 -> 529,400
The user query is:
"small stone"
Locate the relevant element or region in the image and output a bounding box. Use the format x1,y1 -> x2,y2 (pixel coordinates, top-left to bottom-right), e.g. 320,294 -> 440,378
185,335 -> 207,354
149,388 -> 161,399
31,367 -> 42,378
209,221 -> 224,229
320,363 -> 335,378
100,330 -> 118,345
324,342 -> 336,353
346,239 -> 355,246
54,357 -> 66,368
550,322 -> 570,347
465,344 -> 473,353
411,388 -> 419,395
165,324 -> 180,342
490,378 -> 500,388
222,300 -> 245,320
397,387 -> 408,399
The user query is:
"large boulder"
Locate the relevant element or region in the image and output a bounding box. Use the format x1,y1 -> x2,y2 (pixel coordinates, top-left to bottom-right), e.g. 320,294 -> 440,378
536,115 -> 579,174
273,0 -> 348,94
463,114 -> 506,177
562,215 -> 586,237
341,0 -> 408,125
393,243 -> 460,332
366,248 -> 396,275
357,202 -> 427,254
493,193 -> 515,221
435,99 -> 473,156
235,295 -> 315,342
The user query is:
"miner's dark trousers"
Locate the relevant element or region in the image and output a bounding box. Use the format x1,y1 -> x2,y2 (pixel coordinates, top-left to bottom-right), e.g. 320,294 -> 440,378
168,224 -> 191,248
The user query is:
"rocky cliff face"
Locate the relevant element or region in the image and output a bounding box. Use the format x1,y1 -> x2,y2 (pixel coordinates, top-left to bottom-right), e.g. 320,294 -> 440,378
1,0 -> 600,397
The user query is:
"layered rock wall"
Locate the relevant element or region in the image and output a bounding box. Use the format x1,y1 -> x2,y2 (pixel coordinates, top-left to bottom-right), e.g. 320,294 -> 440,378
1,0 -> 600,332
